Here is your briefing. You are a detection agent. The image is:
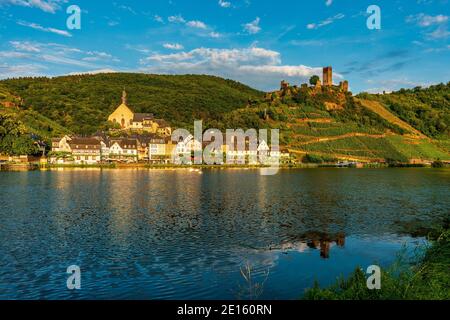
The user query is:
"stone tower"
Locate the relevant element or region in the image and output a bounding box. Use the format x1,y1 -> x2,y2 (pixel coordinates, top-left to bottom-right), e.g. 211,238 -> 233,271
339,80 -> 349,92
323,66 -> 332,87
280,80 -> 290,90
122,89 -> 127,105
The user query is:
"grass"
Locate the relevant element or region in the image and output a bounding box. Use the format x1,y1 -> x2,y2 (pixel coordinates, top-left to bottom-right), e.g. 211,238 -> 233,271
294,136 -> 407,161
387,136 -> 450,161
303,227 -> 450,300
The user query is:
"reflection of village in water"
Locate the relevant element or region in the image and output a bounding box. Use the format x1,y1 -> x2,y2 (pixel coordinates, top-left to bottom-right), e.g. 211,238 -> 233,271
268,232 -> 346,259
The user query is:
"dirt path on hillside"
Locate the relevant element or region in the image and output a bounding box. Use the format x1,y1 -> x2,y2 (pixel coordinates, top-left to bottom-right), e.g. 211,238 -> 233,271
355,98 -> 427,139
293,132 -> 388,146
288,149 -> 384,163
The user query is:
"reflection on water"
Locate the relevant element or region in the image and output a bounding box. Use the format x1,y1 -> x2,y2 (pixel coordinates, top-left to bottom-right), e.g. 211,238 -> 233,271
0,168 -> 448,300
270,231 -> 346,259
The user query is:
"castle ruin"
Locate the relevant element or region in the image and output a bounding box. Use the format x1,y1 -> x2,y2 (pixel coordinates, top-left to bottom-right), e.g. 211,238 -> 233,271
323,66 -> 333,87
264,66 -> 350,103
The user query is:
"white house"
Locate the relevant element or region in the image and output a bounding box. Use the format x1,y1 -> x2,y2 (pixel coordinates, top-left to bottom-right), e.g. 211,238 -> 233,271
173,135 -> 202,164
51,135 -> 72,153
108,139 -> 138,163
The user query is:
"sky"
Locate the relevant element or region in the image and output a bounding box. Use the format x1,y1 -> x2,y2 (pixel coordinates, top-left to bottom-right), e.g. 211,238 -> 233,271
0,0 -> 449,93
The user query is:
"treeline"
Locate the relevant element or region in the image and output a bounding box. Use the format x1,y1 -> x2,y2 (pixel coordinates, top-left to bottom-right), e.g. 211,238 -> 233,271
0,73 -> 262,135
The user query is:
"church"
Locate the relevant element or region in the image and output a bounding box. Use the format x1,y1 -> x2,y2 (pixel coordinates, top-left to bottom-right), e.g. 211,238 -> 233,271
108,90 -> 172,136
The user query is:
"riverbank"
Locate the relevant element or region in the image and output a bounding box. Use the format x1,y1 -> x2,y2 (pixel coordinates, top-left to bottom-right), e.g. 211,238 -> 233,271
0,163 -> 40,171
1,161 -> 449,171
1,163 -> 448,171
302,226 -> 450,300
0,163 -> 322,171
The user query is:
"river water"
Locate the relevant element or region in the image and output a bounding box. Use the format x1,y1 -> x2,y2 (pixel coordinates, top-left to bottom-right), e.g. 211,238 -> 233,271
0,168 -> 448,299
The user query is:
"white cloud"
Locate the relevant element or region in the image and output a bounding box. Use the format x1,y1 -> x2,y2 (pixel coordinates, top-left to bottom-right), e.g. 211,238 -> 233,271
186,20 -> 207,29
406,13 -> 448,27
167,15 -> 215,34
143,47 -> 281,65
424,45 -> 450,53
0,63 -> 45,79
140,46 -> 328,90
325,0 -> 333,6
125,44 -> 151,54
40,54 -> 98,68
307,13 -> 345,30
163,43 -> 184,50
10,40 -> 41,52
115,4 -> 136,15
406,13 -> 449,40
209,31 -> 221,38
239,65 -> 322,77
0,51 -> 30,58
426,25 -> 450,39
218,0 -> 231,8
108,20 -> 119,27
168,14 -> 186,23
67,69 -> 118,76
154,15 -> 164,23
17,20 -> 72,37
1,41 -> 119,77
365,78 -> 431,94
0,0 -> 64,13
82,51 -> 120,62
243,17 -> 261,34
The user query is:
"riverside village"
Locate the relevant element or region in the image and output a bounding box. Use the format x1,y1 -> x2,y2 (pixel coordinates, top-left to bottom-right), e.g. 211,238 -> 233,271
0,67 -> 420,169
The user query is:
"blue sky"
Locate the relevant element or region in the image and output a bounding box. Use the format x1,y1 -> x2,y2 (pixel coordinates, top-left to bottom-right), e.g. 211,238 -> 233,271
0,0 -> 449,93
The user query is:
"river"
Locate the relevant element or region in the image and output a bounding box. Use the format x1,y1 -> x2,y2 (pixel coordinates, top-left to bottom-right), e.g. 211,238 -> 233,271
0,168 -> 448,299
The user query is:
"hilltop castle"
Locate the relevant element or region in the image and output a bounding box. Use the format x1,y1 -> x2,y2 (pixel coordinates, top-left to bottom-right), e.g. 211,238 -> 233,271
108,90 -> 172,136
322,66 -> 349,92
265,66 -> 349,101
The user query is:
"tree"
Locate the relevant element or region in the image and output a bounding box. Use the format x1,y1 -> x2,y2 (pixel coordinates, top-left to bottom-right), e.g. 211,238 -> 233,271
309,75 -> 320,86
0,113 -> 39,156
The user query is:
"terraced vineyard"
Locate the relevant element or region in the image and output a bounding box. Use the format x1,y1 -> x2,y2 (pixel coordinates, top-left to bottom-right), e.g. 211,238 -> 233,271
0,74 -> 448,163
355,98 -> 427,138
256,95 -> 450,163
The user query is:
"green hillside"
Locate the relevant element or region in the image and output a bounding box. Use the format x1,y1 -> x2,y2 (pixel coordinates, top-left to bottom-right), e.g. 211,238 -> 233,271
1,73 -> 262,134
358,83 -> 450,139
1,83 -> 71,155
0,74 -> 449,163
1,84 -> 70,136
211,83 -> 450,163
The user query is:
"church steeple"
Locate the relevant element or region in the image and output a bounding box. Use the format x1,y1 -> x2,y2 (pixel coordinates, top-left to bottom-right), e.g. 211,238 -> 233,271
122,89 -> 127,105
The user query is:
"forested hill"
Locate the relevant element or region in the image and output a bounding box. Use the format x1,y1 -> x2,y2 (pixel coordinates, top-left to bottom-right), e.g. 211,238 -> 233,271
358,83 -> 450,139
0,73 -> 262,134
1,73 -> 449,162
